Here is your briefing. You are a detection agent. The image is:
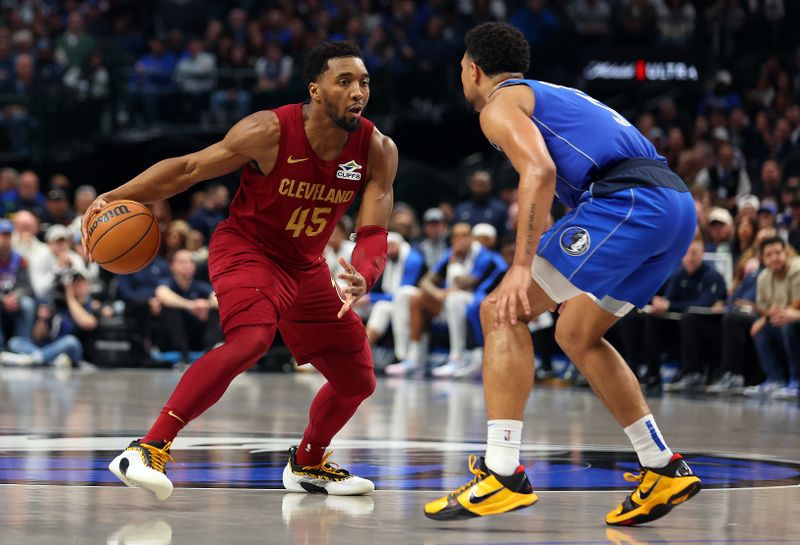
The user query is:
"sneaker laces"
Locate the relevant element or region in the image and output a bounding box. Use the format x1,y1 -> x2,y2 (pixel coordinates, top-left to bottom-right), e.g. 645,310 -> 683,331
140,441 -> 175,474
301,450 -> 349,476
450,454 -> 486,497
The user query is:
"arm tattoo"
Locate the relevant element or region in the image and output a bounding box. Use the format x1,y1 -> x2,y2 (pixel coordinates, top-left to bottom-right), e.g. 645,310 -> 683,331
524,204 -> 536,256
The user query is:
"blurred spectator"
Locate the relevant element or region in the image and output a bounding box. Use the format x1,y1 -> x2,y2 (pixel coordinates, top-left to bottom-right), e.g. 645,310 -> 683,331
210,44 -> 254,125
324,217 -> 355,288
567,0 -> 611,39
254,41 -> 294,105
155,249 -> 218,362
705,207 -> 734,251
62,50 -> 110,137
163,220 -> 190,260
188,184 -> 229,242
699,71 -> 742,115
0,53 -> 36,156
416,207 -> 448,268
365,232 -> 426,364
55,11 -> 96,69
127,37 -> 178,127
694,142 -> 752,204
731,215 -> 757,266
0,218 -> 35,349
509,0 -> 559,47
619,0 -> 658,44
28,224 -> 87,302
68,185 -> 97,235
656,0 -> 696,47
454,170 -> 508,237
472,222 -> 497,250
175,38 -> 217,122
41,189 -> 74,227
745,236 -> 800,399
4,170 -> 45,218
11,210 -> 46,261
757,159 -> 783,204
0,167 -> 18,197
736,194 -> 760,221
390,203 -> 419,241
789,199 -> 800,252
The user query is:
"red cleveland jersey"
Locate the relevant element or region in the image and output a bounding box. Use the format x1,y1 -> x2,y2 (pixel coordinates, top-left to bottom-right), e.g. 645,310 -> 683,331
220,103 -> 374,268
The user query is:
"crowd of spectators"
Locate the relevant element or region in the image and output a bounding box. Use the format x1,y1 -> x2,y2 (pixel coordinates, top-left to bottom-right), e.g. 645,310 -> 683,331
2,0 -> 798,158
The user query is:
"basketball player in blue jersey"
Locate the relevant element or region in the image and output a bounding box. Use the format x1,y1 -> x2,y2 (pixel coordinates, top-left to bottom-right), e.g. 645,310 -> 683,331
425,22 -> 702,526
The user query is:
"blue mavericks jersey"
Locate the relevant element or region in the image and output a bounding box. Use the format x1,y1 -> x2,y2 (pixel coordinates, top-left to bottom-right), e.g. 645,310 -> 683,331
497,79 -> 665,208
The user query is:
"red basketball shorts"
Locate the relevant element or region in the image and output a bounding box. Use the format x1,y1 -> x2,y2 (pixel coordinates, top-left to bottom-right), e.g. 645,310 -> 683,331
208,226 -> 368,363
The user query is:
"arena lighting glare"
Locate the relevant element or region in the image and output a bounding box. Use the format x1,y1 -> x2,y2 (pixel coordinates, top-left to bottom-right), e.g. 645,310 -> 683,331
583,60 -> 700,82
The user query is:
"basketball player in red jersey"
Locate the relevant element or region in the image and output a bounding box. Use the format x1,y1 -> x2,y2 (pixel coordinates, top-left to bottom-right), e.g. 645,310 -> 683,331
81,42 -> 398,500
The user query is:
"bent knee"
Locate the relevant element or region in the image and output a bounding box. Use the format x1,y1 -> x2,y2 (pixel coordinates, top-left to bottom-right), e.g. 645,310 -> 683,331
554,322 -> 597,355
229,325 -> 273,359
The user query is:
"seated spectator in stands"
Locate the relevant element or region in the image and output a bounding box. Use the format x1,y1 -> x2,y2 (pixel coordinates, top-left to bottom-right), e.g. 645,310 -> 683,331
705,207 -> 733,251
0,219 -> 35,347
731,215 -> 757,267
757,159 -> 783,204
389,203 -> 419,241
635,238 -> 727,389
736,193 -> 759,222
254,41 -> 294,104
186,229 -> 209,266
454,170 -> 508,237
127,37 -> 178,126
0,168 -> 18,200
758,200 -> 779,230
28,224 -> 88,302
116,248 -> 169,352
175,38 -> 217,122
694,142 -> 752,205
707,231 -> 767,394
0,53 -> 35,157
4,170 -> 45,218
472,223 -> 497,250
665,239 -> 729,392
656,0 -> 696,47
699,70 -> 742,115
55,12 -> 95,70
0,270 -> 101,368
324,217 -> 355,289
68,185 -> 97,235
568,0 -> 611,40
162,220 -> 190,260
188,183 -> 229,242
619,0 -> 658,44
509,0 -> 559,47
365,232 -> 426,366
210,44 -> 254,126
41,189 -> 74,228
11,210 -> 46,261
386,223 -> 506,377
745,236 -> 800,399
416,208 -> 448,269
154,250 -> 218,363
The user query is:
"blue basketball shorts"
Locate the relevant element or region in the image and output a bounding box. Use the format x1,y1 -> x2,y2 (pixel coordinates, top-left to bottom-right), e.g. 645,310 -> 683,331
533,186 -> 696,315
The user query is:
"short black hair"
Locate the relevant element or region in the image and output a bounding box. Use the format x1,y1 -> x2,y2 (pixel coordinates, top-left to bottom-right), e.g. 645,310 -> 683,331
303,41 -> 364,85
465,22 -> 530,77
761,235 -> 786,253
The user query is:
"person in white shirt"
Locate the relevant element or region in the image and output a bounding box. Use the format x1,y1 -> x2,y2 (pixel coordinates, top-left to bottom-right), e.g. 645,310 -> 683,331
27,224 -> 88,302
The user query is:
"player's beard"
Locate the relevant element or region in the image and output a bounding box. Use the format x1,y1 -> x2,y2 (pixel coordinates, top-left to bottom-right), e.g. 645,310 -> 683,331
333,115 -> 361,132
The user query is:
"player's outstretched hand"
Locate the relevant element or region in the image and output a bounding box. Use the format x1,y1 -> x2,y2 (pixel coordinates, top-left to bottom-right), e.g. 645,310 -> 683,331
80,195 -> 109,261
486,265 -> 532,326
336,257 -> 366,319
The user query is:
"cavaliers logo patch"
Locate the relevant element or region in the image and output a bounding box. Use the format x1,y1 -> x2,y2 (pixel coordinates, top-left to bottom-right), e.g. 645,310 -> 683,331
560,226 -> 591,256
336,160 -> 362,181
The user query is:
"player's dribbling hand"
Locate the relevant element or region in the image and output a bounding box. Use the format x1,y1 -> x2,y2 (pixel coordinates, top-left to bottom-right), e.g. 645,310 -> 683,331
487,264 -> 532,326
336,257 -> 366,319
80,195 -> 109,261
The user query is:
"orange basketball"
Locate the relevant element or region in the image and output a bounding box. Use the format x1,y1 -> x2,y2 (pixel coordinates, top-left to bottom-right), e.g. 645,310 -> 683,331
86,200 -> 160,274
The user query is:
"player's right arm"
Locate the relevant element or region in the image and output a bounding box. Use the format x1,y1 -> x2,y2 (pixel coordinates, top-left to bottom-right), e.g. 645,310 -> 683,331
81,111 -> 280,256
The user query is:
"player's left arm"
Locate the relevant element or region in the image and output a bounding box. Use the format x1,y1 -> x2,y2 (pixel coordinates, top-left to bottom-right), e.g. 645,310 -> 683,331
480,87 -> 556,325
336,129 -> 399,318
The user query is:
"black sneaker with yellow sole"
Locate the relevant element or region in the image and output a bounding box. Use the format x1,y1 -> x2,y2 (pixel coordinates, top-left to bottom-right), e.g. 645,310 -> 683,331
606,454 -> 702,526
424,455 -> 538,521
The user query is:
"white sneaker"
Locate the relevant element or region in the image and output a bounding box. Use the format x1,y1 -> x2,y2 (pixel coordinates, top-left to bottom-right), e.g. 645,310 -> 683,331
0,351 -> 35,367
52,353 -> 72,369
431,360 -> 464,378
108,440 -> 175,500
743,381 -> 783,397
283,447 -> 374,496
706,372 -> 745,394
771,381 -> 799,401
452,350 -> 483,379
384,360 -> 420,377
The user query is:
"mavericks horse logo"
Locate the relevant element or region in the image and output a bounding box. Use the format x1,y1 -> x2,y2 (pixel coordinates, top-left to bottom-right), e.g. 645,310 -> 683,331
560,226 -> 591,256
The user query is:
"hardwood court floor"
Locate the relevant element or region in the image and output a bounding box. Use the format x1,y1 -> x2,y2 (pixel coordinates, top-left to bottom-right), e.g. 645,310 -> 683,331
0,368 -> 797,545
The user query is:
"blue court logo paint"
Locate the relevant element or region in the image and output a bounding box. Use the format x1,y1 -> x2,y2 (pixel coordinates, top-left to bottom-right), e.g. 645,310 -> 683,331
560,227 -> 591,256
0,436 -> 797,492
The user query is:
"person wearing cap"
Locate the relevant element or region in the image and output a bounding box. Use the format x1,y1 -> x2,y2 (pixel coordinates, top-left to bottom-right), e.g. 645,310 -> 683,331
705,206 -> 734,249
27,224 -> 88,301
385,223 -> 507,377
416,207 -> 448,268
698,69 -> 742,115
757,200 -> 779,230
736,194 -> 760,222
364,232 -> 426,366
453,171 -> 508,238
0,218 -> 36,349
42,188 -> 75,228
472,223 -> 498,250
693,142 -> 751,204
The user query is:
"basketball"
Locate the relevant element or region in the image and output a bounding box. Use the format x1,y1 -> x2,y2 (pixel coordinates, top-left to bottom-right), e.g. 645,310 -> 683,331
86,200 -> 160,274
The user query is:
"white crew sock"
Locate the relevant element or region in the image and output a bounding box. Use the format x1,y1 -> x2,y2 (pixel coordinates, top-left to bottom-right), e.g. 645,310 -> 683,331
485,419 -> 523,476
624,414 -> 674,468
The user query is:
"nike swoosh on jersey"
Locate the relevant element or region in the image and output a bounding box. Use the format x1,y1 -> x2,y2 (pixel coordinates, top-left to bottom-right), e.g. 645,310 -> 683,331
469,488 -> 502,504
287,155 -> 309,163
638,476 -> 662,500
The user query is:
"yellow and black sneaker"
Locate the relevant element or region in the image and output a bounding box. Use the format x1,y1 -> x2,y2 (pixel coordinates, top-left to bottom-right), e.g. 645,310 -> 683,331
424,454 -> 538,521
282,446 -> 374,495
606,454 -> 702,526
108,440 -> 175,500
